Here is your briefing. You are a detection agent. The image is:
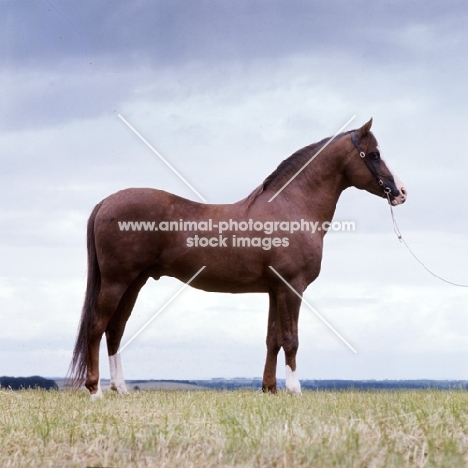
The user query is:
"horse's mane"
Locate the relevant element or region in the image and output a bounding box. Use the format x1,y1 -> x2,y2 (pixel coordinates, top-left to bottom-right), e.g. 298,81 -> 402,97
241,135 -> 335,209
262,137 -> 330,191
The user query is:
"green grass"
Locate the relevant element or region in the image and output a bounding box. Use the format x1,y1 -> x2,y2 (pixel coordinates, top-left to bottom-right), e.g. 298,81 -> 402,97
1,389 -> 468,467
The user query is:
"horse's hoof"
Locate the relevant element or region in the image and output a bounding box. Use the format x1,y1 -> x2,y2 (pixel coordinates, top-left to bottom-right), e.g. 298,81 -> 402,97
262,384 -> 277,394
90,385 -> 103,401
110,382 -> 128,394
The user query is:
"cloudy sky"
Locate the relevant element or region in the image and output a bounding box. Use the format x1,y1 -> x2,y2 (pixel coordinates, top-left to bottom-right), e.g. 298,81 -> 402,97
1,0 -> 467,383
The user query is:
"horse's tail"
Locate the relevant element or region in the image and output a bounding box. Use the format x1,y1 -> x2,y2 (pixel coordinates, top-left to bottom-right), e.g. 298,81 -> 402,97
67,202 -> 103,390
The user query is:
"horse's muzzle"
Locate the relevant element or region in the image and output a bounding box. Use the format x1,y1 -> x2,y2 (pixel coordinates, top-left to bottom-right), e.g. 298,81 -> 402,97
388,183 -> 407,206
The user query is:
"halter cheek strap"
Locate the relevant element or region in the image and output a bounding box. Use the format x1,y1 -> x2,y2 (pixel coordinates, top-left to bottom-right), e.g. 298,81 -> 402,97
350,131 -> 391,195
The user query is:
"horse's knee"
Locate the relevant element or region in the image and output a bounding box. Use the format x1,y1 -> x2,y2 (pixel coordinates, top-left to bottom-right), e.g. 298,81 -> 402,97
282,334 -> 299,355
266,339 -> 281,355
266,329 -> 281,350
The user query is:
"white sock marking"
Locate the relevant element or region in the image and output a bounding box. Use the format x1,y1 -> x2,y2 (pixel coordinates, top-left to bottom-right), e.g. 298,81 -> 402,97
90,380 -> 103,401
109,353 -> 128,394
285,365 -> 302,395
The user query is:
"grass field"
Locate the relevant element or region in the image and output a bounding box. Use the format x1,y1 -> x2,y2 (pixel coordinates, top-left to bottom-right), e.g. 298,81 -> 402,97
1,389 -> 468,467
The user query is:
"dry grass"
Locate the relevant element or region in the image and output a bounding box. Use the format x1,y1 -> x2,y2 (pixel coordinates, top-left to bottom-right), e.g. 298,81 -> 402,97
1,388 -> 468,467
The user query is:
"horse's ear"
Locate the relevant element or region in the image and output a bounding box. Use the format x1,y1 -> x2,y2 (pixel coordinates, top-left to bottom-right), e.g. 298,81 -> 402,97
360,118 -> 373,136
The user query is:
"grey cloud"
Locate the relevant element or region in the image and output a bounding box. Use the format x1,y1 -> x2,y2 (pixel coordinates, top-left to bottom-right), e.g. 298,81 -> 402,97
3,0 -> 467,133
3,0 -> 466,69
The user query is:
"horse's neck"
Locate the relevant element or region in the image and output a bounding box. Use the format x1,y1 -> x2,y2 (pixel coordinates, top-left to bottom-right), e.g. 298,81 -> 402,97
254,153 -> 348,224
309,172 -> 347,222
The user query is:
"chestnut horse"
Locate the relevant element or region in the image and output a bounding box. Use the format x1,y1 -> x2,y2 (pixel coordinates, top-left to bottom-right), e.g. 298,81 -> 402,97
69,118 -> 406,398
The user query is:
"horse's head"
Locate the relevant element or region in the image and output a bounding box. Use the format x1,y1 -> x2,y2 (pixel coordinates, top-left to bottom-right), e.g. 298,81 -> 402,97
345,119 -> 407,206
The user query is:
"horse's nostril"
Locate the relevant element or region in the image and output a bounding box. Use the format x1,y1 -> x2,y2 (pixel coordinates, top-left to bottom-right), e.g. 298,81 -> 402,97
400,187 -> 407,197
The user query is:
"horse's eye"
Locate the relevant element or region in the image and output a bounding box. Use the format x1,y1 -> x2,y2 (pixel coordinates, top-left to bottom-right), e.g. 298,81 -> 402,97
370,151 -> 380,161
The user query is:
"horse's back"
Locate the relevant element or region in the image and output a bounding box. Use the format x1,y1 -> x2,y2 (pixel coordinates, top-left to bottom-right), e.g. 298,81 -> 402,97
97,187 -> 203,218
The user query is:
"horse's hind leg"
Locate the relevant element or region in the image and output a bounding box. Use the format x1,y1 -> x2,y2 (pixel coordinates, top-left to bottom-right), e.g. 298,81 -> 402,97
105,274 -> 148,394
85,281 -> 128,399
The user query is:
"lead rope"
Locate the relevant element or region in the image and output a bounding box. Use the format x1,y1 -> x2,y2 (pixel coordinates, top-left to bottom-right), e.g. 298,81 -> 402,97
386,194 -> 468,288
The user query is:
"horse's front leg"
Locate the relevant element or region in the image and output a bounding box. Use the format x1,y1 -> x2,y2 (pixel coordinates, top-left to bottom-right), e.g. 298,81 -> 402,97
262,285 -> 302,394
262,292 -> 280,393
278,286 -> 302,395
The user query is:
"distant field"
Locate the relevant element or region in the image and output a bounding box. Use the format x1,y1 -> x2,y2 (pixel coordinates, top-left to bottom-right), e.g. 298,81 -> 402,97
1,389 -> 468,467
54,378 -> 208,391
124,380 -> 209,391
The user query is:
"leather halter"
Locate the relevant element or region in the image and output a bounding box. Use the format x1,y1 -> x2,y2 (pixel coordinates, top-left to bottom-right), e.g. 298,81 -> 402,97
350,131 -> 392,196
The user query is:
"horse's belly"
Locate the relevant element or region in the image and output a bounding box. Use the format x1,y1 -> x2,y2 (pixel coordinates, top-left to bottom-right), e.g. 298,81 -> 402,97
165,252 -> 269,294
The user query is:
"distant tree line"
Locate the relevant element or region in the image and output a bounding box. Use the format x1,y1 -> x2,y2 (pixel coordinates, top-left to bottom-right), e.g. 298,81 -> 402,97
0,376 -> 58,391
186,379 -> 468,391
298,380 -> 468,391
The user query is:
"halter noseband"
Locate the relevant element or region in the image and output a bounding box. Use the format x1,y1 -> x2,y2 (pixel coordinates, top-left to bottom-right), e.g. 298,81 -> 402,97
350,131 -> 392,196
